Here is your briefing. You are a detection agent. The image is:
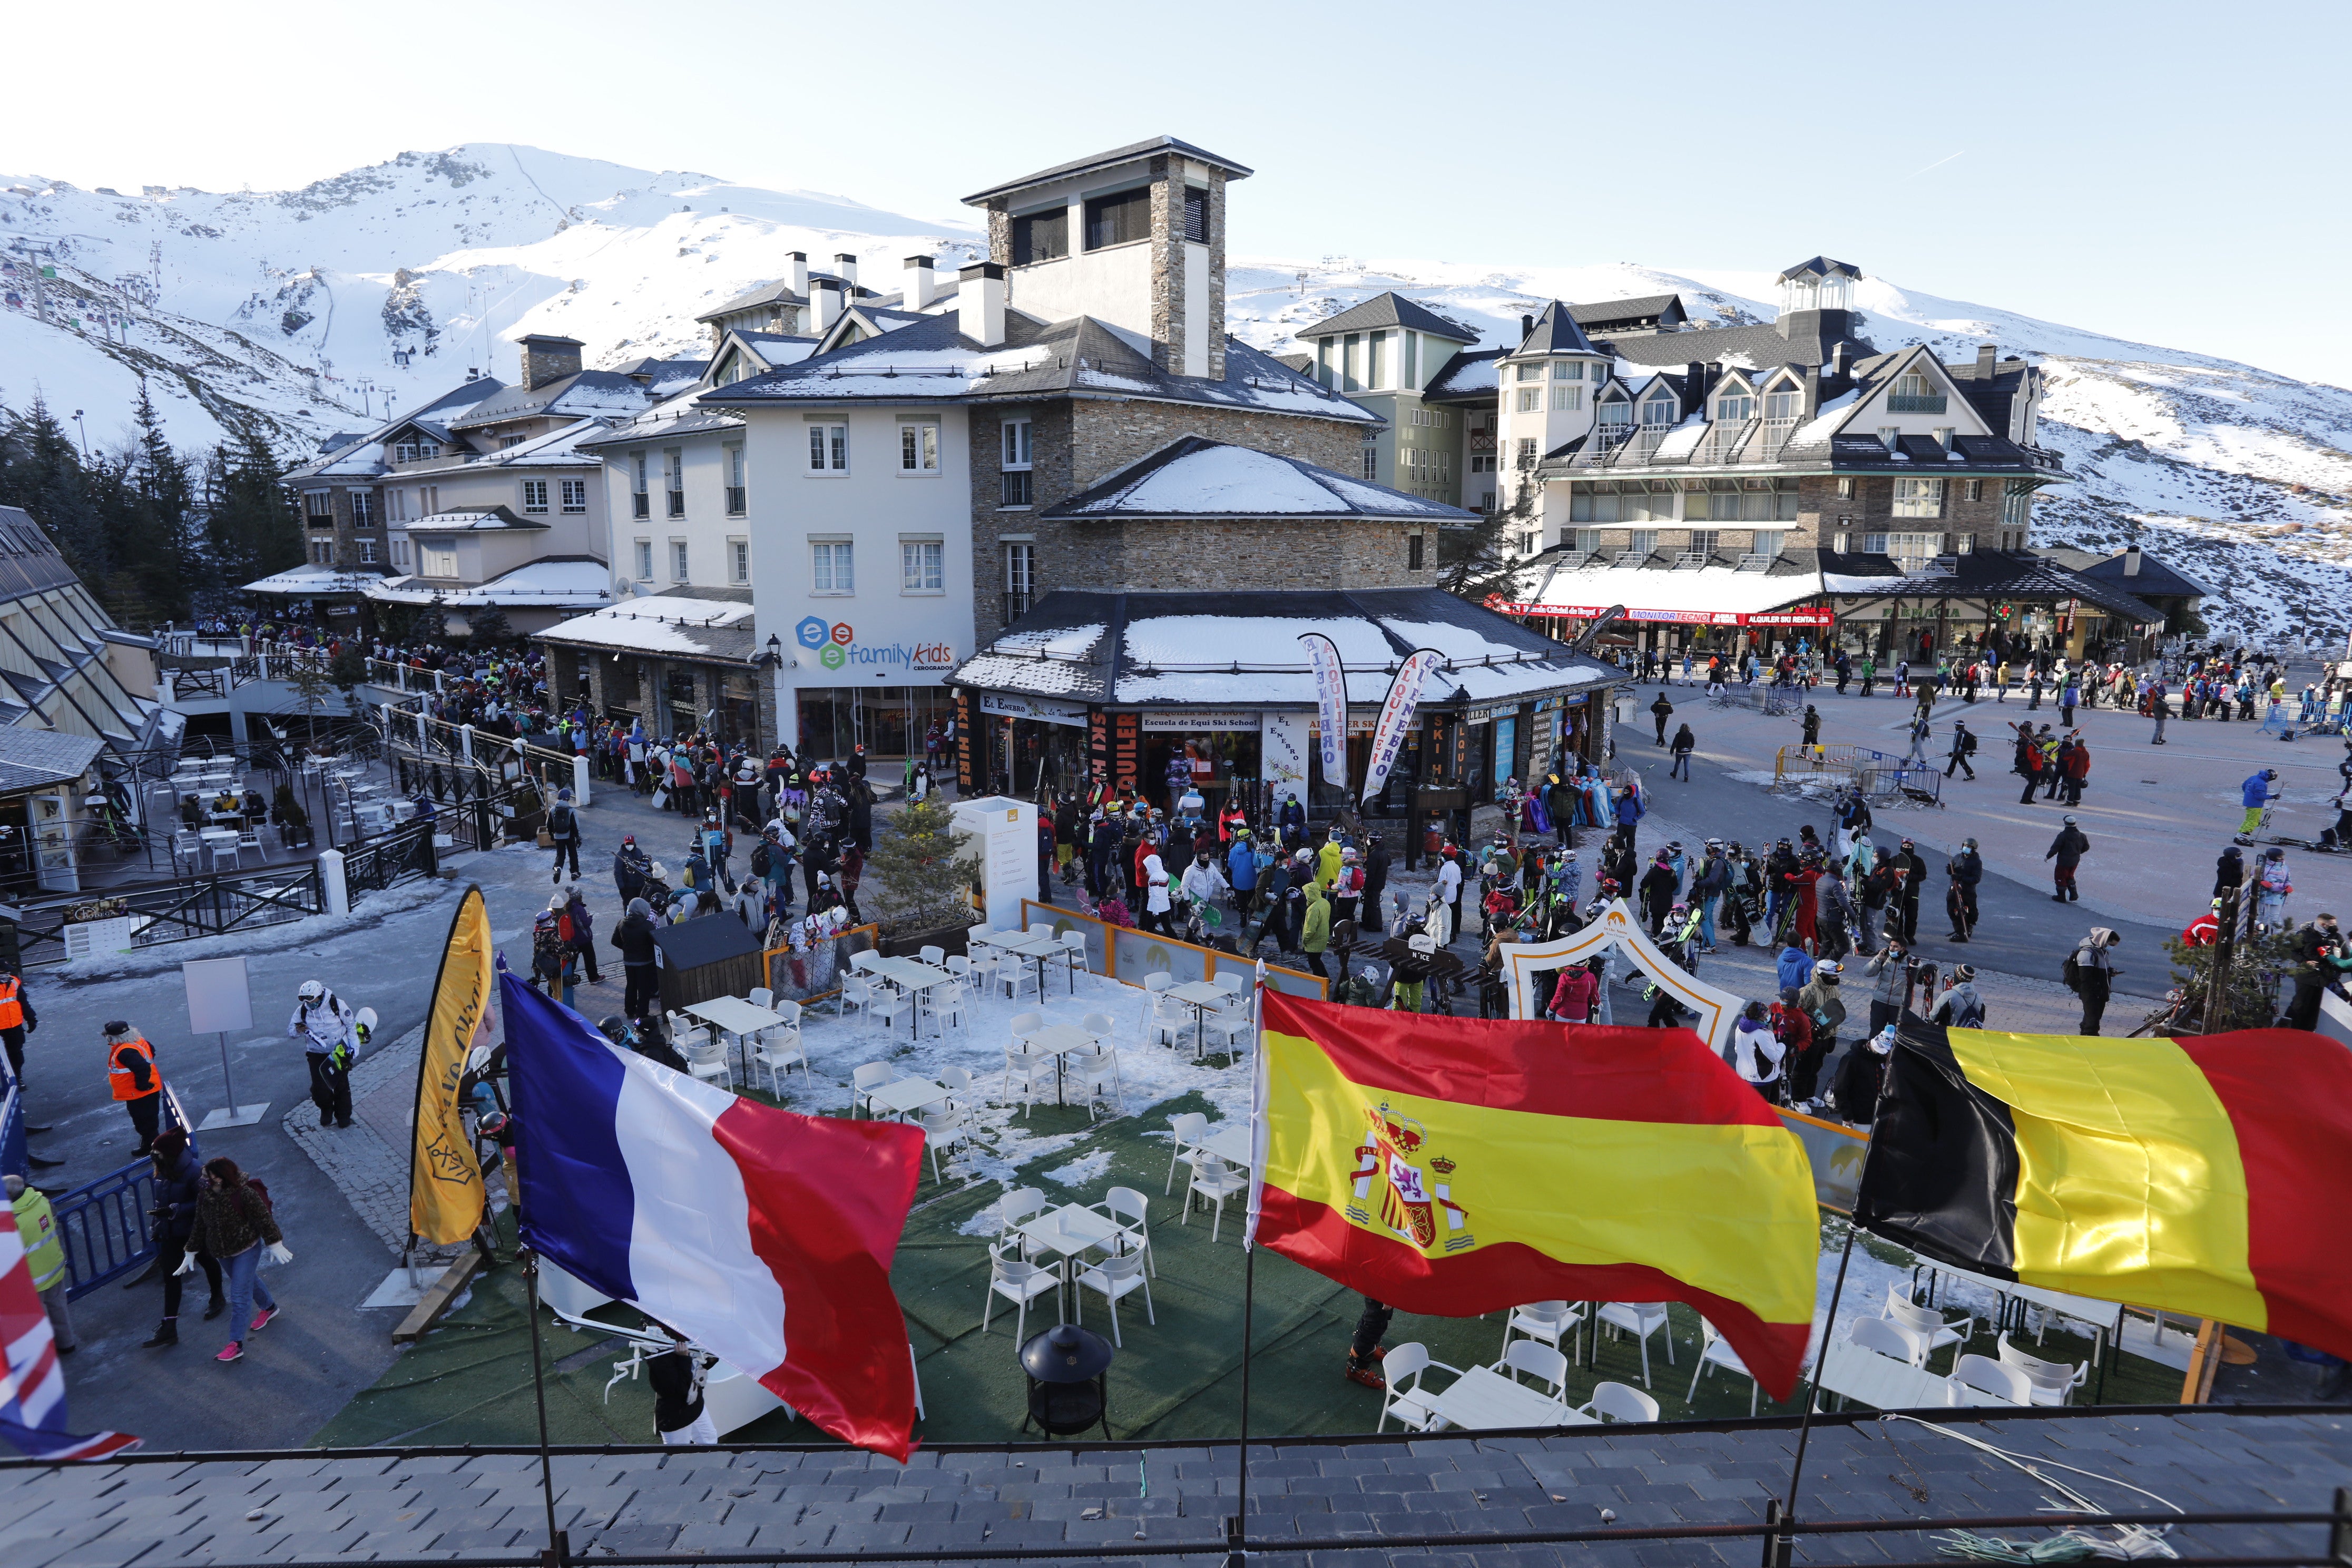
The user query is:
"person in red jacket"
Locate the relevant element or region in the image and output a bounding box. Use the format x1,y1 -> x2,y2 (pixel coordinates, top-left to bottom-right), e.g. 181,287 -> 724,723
1549,961 -> 1600,1023
2181,900 -> 2222,947
2061,732 -> 2092,806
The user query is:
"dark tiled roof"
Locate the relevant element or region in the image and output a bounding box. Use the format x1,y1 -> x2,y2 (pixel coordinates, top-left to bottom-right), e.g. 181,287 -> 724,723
1781,254 -> 1864,280
1298,291 -> 1481,343
2073,550 -> 2216,600
1821,549 -> 2165,622
6,1409 -> 2346,1568
445,370 -> 649,431
962,136 -> 1253,204
1272,351 -> 1314,374
1514,300 -> 1601,357
1421,346 -> 1502,404
1598,319 -> 1870,371
1570,293 -> 1688,330
0,727 -> 102,795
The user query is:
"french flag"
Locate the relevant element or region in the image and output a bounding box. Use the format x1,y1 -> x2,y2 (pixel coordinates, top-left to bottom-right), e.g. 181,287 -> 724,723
500,972 -> 925,1459
1,1195 -> 139,1460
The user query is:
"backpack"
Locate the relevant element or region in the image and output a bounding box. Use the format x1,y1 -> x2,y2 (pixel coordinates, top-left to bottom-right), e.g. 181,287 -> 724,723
532,912 -> 564,978
683,851 -> 708,888
2061,948 -> 2083,993
750,841 -> 772,877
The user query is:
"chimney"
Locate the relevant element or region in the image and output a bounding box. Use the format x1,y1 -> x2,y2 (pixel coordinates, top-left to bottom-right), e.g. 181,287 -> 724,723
786,251 -> 808,296
2123,544 -> 2143,577
1801,364 -> 1821,417
958,262 -> 1006,348
903,254 -> 936,311
518,333 -> 584,391
1976,341 -> 1997,380
1521,312 -> 1535,341
1684,360 -> 1706,418
809,278 -> 844,334
833,252 -> 859,291
1829,341 -> 1850,381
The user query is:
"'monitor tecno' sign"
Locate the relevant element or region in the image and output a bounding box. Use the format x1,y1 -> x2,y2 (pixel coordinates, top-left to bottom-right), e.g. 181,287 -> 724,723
1484,597 -> 1836,628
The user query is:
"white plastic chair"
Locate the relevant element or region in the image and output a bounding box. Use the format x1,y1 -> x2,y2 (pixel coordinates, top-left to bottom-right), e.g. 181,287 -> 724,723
1181,1155 -> 1248,1243
1687,1319 -> 1762,1417
1072,1248 -> 1154,1347
850,949 -> 883,974
996,1186 -> 1050,1260
1947,1353 -> 2034,1406
1886,1288 -> 1973,1371
946,954 -> 975,984
1996,1333 -> 2088,1406
749,1006 -> 808,1093
681,1034 -> 732,1092
1054,928 -> 1090,984
1001,1043 -> 1054,1120
1502,1301 -> 1585,1367
866,978 -> 914,1034
1375,1342 -> 1460,1434
922,978 -> 972,1040
1851,1315 -> 1931,1368
1595,1302 -> 1675,1388
1140,971 -> 1175,1038
918,944 -> 946,968
850,1062 -> 894,1118
1164,1112 -> 1208,1194
1198,982 -> 1251,1056
938,1064 -> 975,1112
994,949 -> 1040,1003
1091,1186 -> 1154,1278
1573,1380 -> 1660,1425
1069,1046 -> 1124,1122
917,1105 -> 969,1184
1149,982 -> 1197,1052
837,971 -> 876,1024
749,987 -> 775,1010
1495,1339 -> 1570,1405
980,1239 -> 1060,1340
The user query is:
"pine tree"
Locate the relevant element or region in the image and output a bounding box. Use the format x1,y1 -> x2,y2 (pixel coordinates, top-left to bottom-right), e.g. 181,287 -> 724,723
2159,911 -> 2297,1034
201,427 -> 300,601
862,795 -> 981,934
121,381 -> 194,622
1438,469 -> 1530,606
0,396 -> 104,580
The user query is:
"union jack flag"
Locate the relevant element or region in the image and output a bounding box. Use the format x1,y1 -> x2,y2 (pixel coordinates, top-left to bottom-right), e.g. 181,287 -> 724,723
1,1181 -> 139,1459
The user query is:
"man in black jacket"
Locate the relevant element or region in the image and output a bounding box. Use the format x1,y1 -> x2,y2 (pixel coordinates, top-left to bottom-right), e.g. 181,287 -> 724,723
1947,838 -> 1984,940
612,899 -> 661,1017
2047,816 -> 2090,903
546,787 -> 582,883
1946,719 -> 1976,780
645,1320 -> 717,1445
1361,834 -> 1390,930
1892,838 -> 1929,943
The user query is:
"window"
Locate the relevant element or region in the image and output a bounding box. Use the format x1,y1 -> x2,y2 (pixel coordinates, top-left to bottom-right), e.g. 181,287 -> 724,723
1315,337 -> 1335,388
303,490 -> 332,526
1403,332 -> 1418,386
1012,205 -> 1068,264
1751,530 -> 1785,558
729,538 -> 750,584
1642,394 -> 1677,427
664,448 -> 685,516
631,452 -> 650,518
1515,437 -> 1537,466
1004,541 -> 1036,621
1516,362 -> 1544,381
1341,332 -> 1362,392
1000,417 -> 1032,506
634,540 -> 653,581
421,544 -> 457,577
1935,427 -> 1955,450
391,439 -> 438,463
1407,534 -> 1425,571
1517,387 -> 1542,413
723,446 -> 745,514
807,423 -> 847,473
665,540 -> 686,581
1367,331 -> 1386,388
811,539 -> 853,594
1361,433 -> 1378,481
1182,185 -> 1208,243
1889,371 -> 1946,413
1574,528 -> 1603,554
1957,532 -> 1975,553
900,537 -> 944,593
1836,476 -> 1854,498
349,491 -> 373,527
1864,532 -> 1888,554
1551,384 -> 1582,411
1878,427 -> 1900,450
1685,530 -> 1720,559
1716,394 -> 1754,423
1626,530 -> 1659,558
1549,360 -> 1579,380
1762,390 -> 1802,422
522,479 -> 549,514
1598,399 -> 1631,428
357,538 -> 377,564
560,478 -> 587,513
899,423 -> 940,472
1083,187 -> 1150,250
1893,477 -> 1946,517
1966,478 -> 1984,502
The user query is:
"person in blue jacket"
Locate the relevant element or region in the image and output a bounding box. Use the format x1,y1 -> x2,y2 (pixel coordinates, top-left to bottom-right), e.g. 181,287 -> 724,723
1777,942 -> 1816,993
1227,828 -> 1259,923
1612,783 -> 1644,851
2237,768 -> 2279,845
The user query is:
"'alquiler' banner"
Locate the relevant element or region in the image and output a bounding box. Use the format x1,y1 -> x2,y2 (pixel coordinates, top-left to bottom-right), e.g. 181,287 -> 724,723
1362,648 -> 1445,804
1298,633 -> 1348,780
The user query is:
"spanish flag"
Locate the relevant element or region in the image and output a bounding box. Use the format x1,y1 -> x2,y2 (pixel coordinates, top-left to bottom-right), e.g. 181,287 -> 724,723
1854,1020 -> 2352,1361
1253,992 -> 1820,1399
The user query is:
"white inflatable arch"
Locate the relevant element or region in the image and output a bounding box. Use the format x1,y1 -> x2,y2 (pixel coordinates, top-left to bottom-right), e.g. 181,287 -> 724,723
1499,898 -> 1744,1052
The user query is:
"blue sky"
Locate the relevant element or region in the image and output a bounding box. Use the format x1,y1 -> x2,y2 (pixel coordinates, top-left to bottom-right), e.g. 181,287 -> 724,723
14,0 -> 2345,385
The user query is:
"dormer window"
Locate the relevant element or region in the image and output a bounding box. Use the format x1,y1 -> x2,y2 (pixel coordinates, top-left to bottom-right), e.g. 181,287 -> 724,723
1552,361 -> 1583,380
1641,393 -> 1678,427
1715,394 -> 1754,423
1598,399 -> 1631,427
1762,390 -> 1802,422
1890,370 -> 1946,413
1516,362 -> 1545,381
392,439 -> 438,463
1012,205 -> 1068,264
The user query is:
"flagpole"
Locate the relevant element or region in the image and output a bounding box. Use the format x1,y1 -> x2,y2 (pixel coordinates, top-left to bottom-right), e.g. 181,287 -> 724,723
1231,965 -> 1269,1568
522,1249 -> 566,1568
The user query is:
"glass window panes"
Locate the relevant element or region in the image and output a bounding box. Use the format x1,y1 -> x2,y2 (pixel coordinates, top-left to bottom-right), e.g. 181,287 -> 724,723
1642,395 -> 1677,426
809,424 -> 847,471
901,539 -> 943,592
730,540 -> 749,583
1763,390 -> 1801,422
1012,206 -> 1068,264
560,478 -> 587,512
671,540 -> 689,580
1716,395 -> 1753,422
634,541 -> 653,580
1687,530 -> 1720,558
522,479 -> 548,513
1082,187 -> 1150,250
1551,385 -> 1582,411
900,424 -> 939,471
1002,419 -> 1032,469
1752,530 -> 1785,558
1553,360 -> 1583,380
1626,530 -> 1658,557
1517,362 -> 1545,381
1518,388 -> 1541,412
812,540 -> 853,593
1892,477 -> 1945,517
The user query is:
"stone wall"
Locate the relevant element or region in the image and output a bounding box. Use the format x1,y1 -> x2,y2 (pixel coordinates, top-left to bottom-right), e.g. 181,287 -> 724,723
966,398 -> 1370,647
1058,516 -> 1424,594
1801,474 -> 2023,552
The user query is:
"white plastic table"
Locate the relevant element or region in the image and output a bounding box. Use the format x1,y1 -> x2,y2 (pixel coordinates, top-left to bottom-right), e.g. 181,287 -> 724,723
1022,1023 -> 1103,1105
865,1076 -> 950,1120
1199,1123 -> 1253,1169
999,930 -> 1071,995
1815,1336 -> 1950,1412
1164,981 -> 1229,1056
869,957 -> 955,1036
1422,1364 -> 1589,1431
685,996 -> 786,1038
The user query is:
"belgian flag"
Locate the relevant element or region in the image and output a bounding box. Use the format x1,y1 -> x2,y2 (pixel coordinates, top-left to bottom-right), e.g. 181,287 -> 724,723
1253,992 -> 1820,1399
1855,1018 -> 2352,1360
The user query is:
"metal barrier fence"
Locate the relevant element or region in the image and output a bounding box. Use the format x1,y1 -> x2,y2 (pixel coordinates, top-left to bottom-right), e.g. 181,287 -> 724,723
344,819 -> 439,895
1773,743 -> 1945,804
10,864 -> 328,968
55,1153 -> 159,1299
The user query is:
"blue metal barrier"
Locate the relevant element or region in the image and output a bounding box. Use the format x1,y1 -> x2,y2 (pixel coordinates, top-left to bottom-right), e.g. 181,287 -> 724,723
56,1157 -> 159,1299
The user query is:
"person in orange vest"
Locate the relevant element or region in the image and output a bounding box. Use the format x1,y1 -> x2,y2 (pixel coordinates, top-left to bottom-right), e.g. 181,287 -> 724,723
0,970 -> 35,1084
104,1019 -> 162,1154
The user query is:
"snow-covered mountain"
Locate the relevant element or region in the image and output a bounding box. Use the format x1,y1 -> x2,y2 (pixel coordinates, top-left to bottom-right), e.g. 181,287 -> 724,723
5,144 -> 2347,639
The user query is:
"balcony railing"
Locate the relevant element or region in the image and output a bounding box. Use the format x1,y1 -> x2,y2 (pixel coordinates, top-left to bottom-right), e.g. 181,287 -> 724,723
1001,591 -> 1034,624
1888,393 -> 1947,413
632,493 -> 650,519
665,491 -> 685,518
725,486 -> 747,515
1673,551 -> 1710,570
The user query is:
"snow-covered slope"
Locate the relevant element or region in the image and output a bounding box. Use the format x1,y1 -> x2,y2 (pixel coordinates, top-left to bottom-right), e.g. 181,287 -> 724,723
0,144 -> 982,450
5,146 -> 2347,637
1231,260 -> 2352,640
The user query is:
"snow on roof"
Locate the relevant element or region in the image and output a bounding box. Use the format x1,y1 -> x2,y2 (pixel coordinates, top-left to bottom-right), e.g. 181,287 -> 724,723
1045,437 -> 1469,521
536,593 -> 754,656
406,506 -> 548,532
240,564 -> 385,596
1510,558 -> 1819,618
367,558 -> 614,608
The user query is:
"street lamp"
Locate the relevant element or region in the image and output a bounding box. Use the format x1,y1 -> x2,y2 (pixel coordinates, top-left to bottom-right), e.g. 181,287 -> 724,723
760,634 -> 788,754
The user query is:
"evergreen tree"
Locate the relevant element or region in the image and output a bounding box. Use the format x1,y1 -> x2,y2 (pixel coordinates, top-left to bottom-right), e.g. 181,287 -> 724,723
201,427 -> 300,601
1438,475 -> 1529,606
863,795 -> 981,934
0,396 -> 104,580
121,381 -> 195,623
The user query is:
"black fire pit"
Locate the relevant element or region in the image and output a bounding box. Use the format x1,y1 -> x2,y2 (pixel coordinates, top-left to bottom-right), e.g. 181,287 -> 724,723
1018,1322 -> 1114,1439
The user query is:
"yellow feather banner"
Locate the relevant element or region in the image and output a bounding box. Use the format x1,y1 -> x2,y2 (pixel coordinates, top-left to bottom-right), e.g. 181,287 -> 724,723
408,886 -> 495,1245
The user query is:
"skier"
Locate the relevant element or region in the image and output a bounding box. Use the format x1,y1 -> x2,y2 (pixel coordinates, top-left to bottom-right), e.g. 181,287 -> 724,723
2237,768 -> 2280,845
288,979 -> 358,1130
2045,815 -> 2090,903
